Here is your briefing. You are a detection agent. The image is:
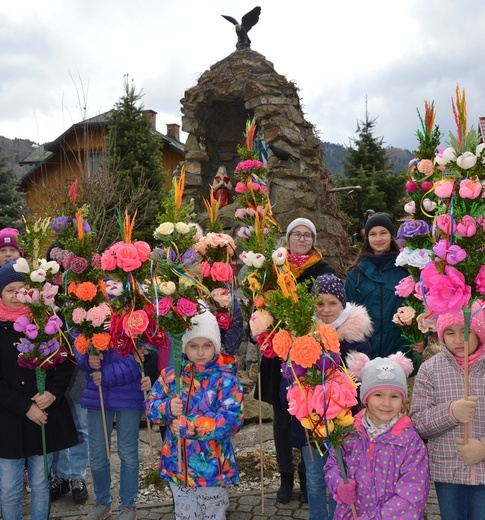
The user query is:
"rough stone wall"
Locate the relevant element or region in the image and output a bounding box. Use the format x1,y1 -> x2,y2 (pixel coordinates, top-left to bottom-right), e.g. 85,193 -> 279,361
180,49 -> 352,276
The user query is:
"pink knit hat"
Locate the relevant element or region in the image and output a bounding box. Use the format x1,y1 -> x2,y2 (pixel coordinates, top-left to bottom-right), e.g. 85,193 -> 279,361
436,300 -> 485,345
0,228 -> 19,250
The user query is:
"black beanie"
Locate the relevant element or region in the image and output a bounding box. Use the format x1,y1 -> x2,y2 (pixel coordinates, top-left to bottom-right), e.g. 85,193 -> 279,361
364,212 -> 395,237
0,259 -> 26,295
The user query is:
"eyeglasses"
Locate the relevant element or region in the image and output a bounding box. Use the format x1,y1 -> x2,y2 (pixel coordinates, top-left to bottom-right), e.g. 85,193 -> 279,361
290,232 -> 313,241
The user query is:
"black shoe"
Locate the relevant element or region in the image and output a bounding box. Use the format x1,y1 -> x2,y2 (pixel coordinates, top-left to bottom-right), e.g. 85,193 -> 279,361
276,472 -> 294,504
298,470 -> 308,503
71,478 -> 89,503
50,475 -> 70,502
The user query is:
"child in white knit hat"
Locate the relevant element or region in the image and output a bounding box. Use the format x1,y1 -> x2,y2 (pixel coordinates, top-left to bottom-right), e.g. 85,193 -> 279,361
145,307 -> 244,520
324,351 -> 430,519
410,300 -> 485,520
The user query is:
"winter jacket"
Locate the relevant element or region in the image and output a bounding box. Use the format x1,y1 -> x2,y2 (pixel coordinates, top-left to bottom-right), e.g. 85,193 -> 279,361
0,321 -> 78,459
257,259 -> 335,406
145,353 -> 244,487
325,411 -> 430,519
345,254 -> 408,359
75,347 -> 145,411
410,347 -> 485,485
282,303 -> 373,449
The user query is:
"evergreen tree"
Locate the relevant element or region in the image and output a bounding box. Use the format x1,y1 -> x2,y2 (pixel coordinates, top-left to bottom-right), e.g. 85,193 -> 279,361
336,104 -> 406,234
0,148 -> 24,229
88,77 -> 166,248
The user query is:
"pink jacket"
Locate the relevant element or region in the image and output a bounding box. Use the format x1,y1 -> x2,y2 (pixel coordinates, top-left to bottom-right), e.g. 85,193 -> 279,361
325,411 -> 429,519
410,347 -> 485,485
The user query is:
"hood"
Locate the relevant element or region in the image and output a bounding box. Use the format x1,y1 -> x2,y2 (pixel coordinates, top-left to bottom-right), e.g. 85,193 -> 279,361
336,303 -> 373,343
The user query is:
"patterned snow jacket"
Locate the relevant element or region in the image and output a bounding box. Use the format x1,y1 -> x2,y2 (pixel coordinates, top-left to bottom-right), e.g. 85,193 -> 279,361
325,410 -> 430,519
410,347 -> 485,485
145,353 -> 244,488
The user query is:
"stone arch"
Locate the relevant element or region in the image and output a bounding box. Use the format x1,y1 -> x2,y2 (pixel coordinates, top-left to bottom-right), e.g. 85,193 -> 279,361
180,49 -> 352,274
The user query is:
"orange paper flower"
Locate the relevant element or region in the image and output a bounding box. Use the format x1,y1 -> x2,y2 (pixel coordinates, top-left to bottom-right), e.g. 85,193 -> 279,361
75,282 -> 98,301
317,323 -> 340,353
74,334 -> 90,354
92,332 -> 111,351
290,335 -> 322,368
272,330 -> 293,359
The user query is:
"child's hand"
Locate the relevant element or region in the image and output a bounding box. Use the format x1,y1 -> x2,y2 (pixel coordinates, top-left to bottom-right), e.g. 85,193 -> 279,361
334,479 -> 357,505
172,418 -> 180,435
91,370 -> 102,387
170,396 -> 183,417
26,403 -> 48,426
451,396 -> 478,423
89,353 -> 103,370
456,437 -> 485,465
140,375 -> 151,393
32,391 -> 56,410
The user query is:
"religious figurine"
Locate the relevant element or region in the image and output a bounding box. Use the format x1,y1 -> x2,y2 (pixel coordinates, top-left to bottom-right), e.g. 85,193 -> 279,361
212,165 -> 233,207
221,6 -> 261,50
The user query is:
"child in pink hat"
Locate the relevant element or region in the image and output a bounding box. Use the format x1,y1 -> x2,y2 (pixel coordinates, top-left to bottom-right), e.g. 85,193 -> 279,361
0,228 -> 20,266
410,300 -> 485,520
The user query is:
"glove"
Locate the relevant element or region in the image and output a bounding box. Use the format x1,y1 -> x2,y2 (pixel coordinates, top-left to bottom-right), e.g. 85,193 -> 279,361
456,437 -> 485,465
334,479 -> 357,505
451,396 -> 478,423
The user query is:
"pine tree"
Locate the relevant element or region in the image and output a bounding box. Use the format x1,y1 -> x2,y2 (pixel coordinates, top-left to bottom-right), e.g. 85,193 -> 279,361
88,77 -> 166,248
0,149 -> 24,229
336,103 -> 406,233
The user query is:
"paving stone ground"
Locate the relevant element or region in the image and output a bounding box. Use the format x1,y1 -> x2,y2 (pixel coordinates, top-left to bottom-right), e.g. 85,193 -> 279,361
16,424 -> 441,519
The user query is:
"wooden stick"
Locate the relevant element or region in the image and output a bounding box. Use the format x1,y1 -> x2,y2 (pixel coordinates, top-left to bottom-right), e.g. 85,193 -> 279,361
257,371 -> 265,513
463,308 -> 471,444
141,369 -> 155,469
98,383 -> 110,459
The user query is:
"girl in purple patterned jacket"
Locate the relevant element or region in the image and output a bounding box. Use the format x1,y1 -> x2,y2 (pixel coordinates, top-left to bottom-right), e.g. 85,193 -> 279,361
325,352 -> 429,519
410,300 -> 485,520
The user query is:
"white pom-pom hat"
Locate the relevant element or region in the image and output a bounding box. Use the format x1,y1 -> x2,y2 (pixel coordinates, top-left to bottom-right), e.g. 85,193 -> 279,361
182,307 -> 221,354
346,351 -> 413,404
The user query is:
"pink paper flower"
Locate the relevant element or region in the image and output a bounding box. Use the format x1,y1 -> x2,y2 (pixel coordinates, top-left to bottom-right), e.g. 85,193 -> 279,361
157,297 -> 173,316
457,215 -> 477,237
176,297 -> 198,317
417,159 -> 434,175
475,265 -> 485,295
41,282 -> 59,306
15,287 -> 40,304
434,180 -> 455,198
115,244 -> 142,272
211,288 -> 232,308
87,306 -> 109,328
72,308 -> 87,324
210,262 -> 233,282
424,264 -> 471,314
287,384 -> 313,420
395,276 -> 415,297
249,309 -> 273,338
405,181 -> 418,192
101,247 -> 117,271
459,178 -> 482,199
133,241 -> 151,262
122,309 -> 149,336
234,182 -> 248,194
421,180 -> 433,192
433,240 -> 467,265
436,214 -> 455,234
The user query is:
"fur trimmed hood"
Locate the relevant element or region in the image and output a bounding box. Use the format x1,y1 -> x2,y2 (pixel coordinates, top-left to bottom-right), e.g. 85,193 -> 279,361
336,303 -> 373,344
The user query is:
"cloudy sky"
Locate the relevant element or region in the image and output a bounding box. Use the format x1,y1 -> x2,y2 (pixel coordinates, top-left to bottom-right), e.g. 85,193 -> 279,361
1,0 -> 484,152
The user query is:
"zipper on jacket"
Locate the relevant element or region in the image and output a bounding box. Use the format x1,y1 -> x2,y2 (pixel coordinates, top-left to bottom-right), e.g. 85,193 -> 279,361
379,286 -> 383,357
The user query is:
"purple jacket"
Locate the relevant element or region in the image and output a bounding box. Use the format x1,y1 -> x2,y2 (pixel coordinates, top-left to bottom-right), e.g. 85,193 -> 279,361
325,411 -> 430,519
75,347 -> 144,411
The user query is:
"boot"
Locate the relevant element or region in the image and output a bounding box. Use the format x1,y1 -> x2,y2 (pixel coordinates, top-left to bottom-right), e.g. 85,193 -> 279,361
298,470 -> 308,503
277,472 -> 294,504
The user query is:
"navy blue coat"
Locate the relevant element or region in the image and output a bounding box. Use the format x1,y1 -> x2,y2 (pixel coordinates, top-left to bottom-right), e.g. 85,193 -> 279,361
345,254 -> 408,359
